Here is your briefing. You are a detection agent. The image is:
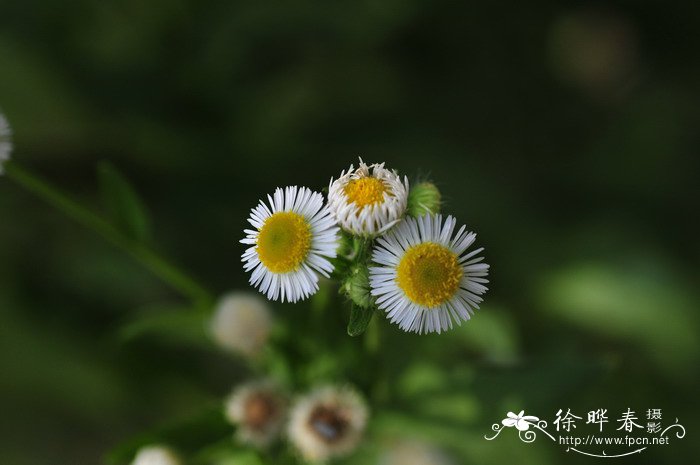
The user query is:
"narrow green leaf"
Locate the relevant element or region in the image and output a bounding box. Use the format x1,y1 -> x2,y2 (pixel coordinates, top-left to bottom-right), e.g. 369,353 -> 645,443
117,306 -> 211,348
347,303 -> 375,337
98,161 -> 152,242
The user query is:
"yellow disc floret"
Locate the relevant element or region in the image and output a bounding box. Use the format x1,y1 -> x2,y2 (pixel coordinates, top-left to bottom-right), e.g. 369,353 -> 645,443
257,212 -> 312,273
344,177 -> 387,208
396,242 -> 463,308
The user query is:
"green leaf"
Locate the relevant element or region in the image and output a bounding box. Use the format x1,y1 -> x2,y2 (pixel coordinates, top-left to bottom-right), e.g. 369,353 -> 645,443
539,261 -> 700,377
117,305 -> 212,348
347,303 -> 375,337
98,161 -> 152,242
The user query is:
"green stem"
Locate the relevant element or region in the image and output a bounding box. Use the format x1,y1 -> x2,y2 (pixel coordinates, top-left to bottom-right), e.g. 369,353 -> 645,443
352,236 -> 369,260
364,314 -> 381,353
5,162 -> 213,307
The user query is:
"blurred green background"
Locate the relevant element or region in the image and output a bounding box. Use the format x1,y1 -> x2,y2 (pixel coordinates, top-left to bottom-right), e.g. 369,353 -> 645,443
1,1 -> 699,464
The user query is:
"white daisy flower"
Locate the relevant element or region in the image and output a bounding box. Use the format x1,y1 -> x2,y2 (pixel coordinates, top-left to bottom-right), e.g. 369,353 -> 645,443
379,440 -> 456,465
131,445 -> 182,465
241,186 -> 340,303
0,111 -> 13,174
210,292 -> 273,358
369,214 -> 489,334
288,385 -> 368,462
224,380 -> 288,448
328,159 -> 409,236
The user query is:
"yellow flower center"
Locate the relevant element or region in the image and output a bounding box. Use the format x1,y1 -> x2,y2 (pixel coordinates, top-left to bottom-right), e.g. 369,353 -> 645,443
396,242 -> 463,308
257,212 -> 312,273
344,177 -> 387,208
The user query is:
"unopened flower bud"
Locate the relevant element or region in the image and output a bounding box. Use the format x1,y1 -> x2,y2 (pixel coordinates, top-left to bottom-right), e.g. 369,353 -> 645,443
407,182 -> 441,217
210,292 -> 273,358
131,445 -> 182,465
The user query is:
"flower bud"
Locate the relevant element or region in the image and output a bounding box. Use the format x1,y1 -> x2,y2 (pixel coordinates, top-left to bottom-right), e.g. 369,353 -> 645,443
288,385 -> 368,462
210,292 -> 273,358
131,445 -> 182,465
328,159 -> 409,237
225,380 -> 288,448
407,182 -> 441,217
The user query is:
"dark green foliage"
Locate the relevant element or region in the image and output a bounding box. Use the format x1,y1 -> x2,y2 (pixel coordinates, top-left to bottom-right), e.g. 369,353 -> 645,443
0,1 -> 699,464
98,161 -> 152,243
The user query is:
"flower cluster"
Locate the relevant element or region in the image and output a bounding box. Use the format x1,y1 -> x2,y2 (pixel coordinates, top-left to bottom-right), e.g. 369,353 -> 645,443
242,159 -> 490,334
208,292 -> 369,462
0,113 -> 476,463
224,380 -> 368,463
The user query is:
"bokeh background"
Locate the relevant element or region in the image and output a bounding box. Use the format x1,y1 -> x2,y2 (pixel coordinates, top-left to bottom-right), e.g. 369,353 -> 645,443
1,1 -> 699,464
